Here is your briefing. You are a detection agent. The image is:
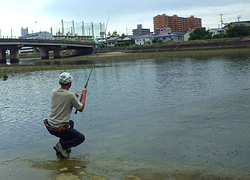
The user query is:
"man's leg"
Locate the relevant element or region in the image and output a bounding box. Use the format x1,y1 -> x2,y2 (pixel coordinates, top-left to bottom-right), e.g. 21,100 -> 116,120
59,121 -> 85,150
47,120 -> 85,157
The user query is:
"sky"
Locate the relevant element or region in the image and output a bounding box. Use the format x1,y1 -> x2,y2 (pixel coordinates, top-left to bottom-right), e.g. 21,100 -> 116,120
0,0 -> 250,37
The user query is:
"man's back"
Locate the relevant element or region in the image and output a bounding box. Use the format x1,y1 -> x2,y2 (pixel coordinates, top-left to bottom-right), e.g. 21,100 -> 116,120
48,89 -> 81,127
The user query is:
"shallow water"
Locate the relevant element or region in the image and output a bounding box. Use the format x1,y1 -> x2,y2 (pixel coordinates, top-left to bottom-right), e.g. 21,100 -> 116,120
1,56 -> 250,179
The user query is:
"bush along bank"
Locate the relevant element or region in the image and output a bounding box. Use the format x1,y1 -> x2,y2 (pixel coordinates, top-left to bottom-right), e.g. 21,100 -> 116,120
124,37 -> 250,53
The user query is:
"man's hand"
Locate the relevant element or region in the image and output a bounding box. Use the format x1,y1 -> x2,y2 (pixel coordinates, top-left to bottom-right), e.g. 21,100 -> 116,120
78,88 -> 87,112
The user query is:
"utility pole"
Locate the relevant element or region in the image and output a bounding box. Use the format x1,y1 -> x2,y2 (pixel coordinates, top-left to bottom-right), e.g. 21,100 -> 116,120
82,21 -> 85,36
72,20 -> 75,36
61,19 -> 64,36
100,22 -> 102,33
220,14 -> 223,28
91,22 -> 94,38
238,15 -> 241,22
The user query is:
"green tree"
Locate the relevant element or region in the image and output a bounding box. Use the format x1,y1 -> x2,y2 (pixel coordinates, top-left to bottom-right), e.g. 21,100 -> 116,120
226,24 -> 250,37
123,41 -> 130,46
157,39 -> 163,43
100,42 -> 107,48
213,33 -> 227,39
107,31 -> 111,38
189,27 -> 212,40
152,39 -> 157,43
121,33 -> 126,39
111,30 -> 119,37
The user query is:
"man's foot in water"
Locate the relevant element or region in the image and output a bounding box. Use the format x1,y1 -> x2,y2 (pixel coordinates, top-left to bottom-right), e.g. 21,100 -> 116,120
53,143 -> 69,158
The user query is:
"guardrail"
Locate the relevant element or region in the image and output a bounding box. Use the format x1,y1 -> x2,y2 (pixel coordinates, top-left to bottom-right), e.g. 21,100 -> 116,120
0,38 -> 95,46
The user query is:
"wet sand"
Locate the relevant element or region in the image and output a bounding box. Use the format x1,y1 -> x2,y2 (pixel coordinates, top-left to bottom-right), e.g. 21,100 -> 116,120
1,138 -> 245,180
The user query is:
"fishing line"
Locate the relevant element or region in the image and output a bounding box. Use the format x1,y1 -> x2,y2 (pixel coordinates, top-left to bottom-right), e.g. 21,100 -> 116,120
75,44 -> 100,114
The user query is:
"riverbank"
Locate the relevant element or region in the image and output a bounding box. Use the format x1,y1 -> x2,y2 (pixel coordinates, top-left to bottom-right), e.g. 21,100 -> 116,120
124,37 -> 250,53
1,47 -> 250,78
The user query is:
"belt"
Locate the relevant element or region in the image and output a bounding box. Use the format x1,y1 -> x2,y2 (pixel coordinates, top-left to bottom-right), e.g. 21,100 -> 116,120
43,119 -> 70,132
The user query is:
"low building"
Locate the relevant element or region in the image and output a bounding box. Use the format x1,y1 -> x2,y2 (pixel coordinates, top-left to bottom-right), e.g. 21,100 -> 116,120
20,31 -> 52,39
95,37 -> 106,43
184,31 -> 192,41
154,33 -> 171,42
133,24 -> 150,36
155,26 -> 172,35
230,21 -> 250,26
113,36 -> 135,46
123,36 -> 135,45
208,28 -> 225,37
135,35 -> 154,45
107,37 -> 119,47
170,32 -> 185,41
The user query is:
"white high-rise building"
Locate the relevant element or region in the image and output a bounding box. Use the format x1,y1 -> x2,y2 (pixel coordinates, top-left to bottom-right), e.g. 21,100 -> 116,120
21,27 -> 29,37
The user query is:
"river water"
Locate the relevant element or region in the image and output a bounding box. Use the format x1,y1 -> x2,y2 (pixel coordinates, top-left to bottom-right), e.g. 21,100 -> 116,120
0,56 -> 250,179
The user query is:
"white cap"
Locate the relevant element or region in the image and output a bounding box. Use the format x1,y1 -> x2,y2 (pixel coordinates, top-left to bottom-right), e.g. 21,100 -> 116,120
59,72 -> 73,85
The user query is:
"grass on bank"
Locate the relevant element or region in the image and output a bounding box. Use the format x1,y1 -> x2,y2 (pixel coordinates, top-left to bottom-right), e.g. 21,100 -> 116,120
1,47 -> 250,77
60,47 -> 250,61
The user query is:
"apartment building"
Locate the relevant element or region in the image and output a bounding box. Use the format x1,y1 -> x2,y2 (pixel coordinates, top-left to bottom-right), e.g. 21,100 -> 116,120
153,14 -> 202,33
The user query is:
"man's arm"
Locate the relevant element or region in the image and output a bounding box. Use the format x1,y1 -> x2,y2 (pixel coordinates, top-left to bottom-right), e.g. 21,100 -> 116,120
78,88 -> 87,112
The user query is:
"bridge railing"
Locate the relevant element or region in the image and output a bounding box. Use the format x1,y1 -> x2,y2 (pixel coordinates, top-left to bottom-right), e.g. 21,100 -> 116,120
0,38 -> 96,46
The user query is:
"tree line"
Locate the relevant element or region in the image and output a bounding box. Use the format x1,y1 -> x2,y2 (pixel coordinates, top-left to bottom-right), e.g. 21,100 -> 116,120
102,24 -> 250,47
189,24 -> 250,40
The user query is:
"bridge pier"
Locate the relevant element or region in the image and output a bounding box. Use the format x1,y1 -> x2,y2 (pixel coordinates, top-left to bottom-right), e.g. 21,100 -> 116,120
54,48 -> 62,59
0,48 -> 7,64
75,47 -> 94,56
39,47 -> 50,59
9,47 -> 19,63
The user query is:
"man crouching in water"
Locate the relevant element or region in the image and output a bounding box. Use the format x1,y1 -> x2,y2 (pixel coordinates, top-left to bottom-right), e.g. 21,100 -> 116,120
44,72 -> 86,158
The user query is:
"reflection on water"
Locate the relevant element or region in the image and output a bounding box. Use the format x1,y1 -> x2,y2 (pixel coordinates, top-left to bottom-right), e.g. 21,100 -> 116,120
32,157 -> 96,180
1,57 -> 250,179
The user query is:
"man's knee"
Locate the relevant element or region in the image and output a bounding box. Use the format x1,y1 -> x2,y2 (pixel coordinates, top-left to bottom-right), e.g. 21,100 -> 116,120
80,134 -> 85,143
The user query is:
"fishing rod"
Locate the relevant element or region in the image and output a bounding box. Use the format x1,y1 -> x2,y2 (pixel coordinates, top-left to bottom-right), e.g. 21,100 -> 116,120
75,44 -> 100,114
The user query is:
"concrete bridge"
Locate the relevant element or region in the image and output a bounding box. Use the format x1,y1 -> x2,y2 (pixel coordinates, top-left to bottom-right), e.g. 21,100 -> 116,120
0,38 -> 95,63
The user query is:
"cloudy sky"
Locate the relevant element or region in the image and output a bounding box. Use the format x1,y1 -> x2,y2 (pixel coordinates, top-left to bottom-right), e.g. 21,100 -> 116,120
0,0 -> 250,37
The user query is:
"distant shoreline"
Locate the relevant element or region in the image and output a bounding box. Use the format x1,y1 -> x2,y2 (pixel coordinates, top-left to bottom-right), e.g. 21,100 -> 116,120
1,46 -> 250,78
124,37 -> 250,53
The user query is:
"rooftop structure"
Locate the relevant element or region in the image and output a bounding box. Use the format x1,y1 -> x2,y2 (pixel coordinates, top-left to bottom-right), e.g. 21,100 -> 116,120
229,21 -> 250,26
